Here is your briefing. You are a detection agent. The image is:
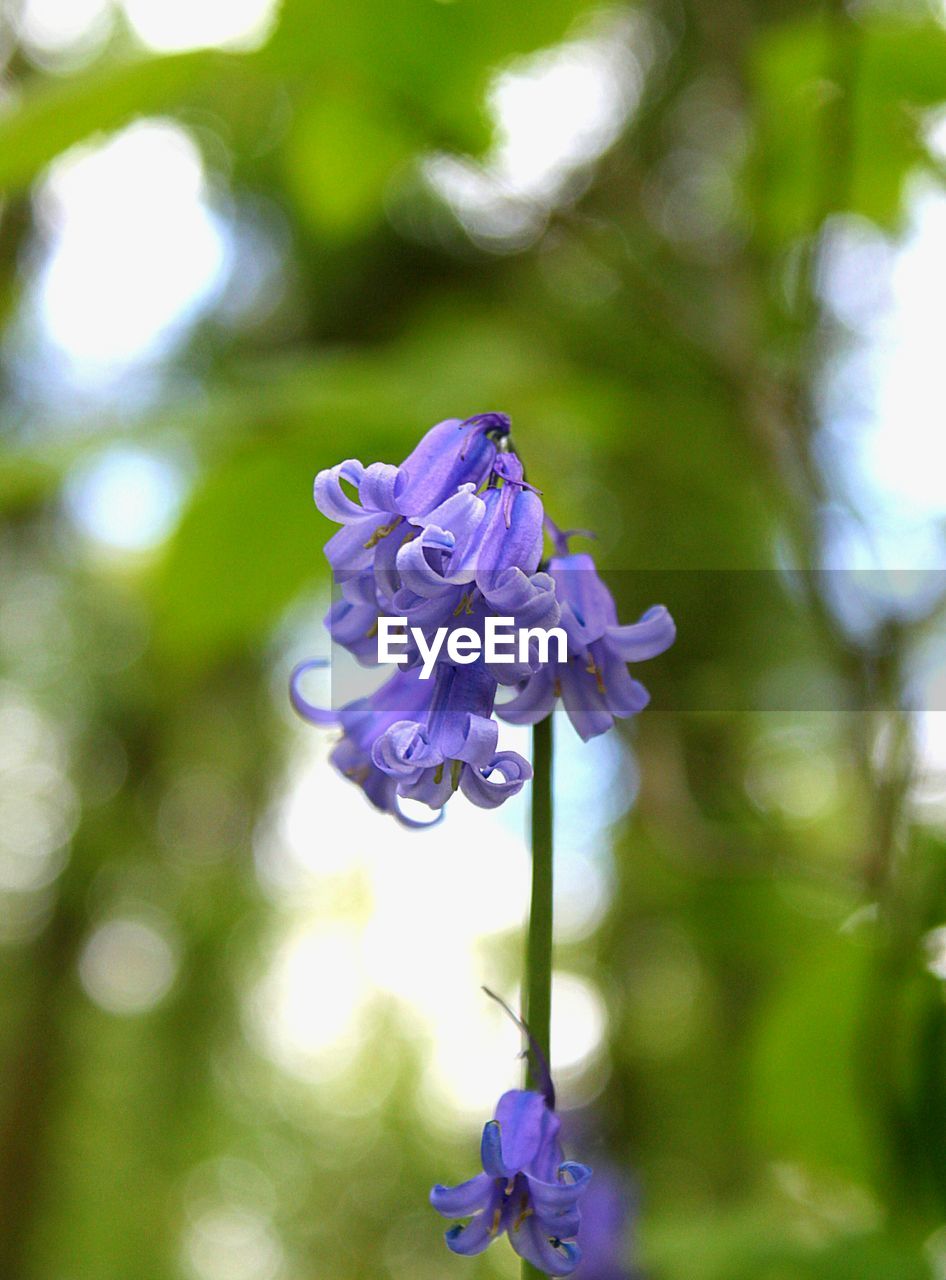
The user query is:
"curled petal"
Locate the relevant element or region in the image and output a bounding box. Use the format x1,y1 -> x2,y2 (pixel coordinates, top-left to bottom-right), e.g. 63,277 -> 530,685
444,1214 -> 497,1258
460,750 -> 533,809
289,660 -> 338,726
509,1215 -> 581,1276
496,671 -> 556,726
430,1173 -> 493,1219
605,604 -> 676,662
598,649 -> 651,718
441,711 -> 499,767
313,460 -> 367,522
396,525 -> 458,596
397,766 -> 454,811
528,1162 -> 593,1230
480,568 -> 560,632
358,462 -> 404,513
393,793 -> 445,829
325,599 -> 380,662
372,720 -> 441,777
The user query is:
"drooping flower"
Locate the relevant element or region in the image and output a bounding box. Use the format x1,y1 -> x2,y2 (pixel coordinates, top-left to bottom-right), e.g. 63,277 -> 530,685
289,662 -> 438,826
431,1089 -> 592,1275
498,535 -> 675,742
314,413 -> 510,588
372,662 -> 532,811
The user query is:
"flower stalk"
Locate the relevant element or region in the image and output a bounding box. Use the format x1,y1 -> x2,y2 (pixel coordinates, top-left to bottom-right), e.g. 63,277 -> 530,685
523,712 -> 554,1280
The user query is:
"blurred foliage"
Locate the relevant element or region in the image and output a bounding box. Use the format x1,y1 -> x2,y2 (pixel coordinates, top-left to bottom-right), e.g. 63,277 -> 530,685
2,0 -> 946,1278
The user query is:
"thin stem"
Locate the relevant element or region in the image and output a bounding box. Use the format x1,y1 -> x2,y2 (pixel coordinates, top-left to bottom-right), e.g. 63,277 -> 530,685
523,713 -> 554,1280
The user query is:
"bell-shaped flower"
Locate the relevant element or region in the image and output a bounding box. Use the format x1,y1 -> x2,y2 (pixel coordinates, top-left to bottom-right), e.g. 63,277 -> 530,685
431,1089 -> 592,1275
314,414 -> 508,585
289,662 -> 439,826
371,663 -> 532,812
390,453 -> 555,680
499,549 -> 675,741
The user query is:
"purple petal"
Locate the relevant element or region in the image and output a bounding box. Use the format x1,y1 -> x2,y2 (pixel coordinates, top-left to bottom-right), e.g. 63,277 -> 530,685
289,660 -> 338,725
472,488 -> 544,577
605,604 -> 676,662
324,519 -> 387,576
481,569 -> 560,631
549,553 -> 618,644
496,671 -> 556,726
396,418 -> 497,516
392,795 -> 445,828
460,750 -> 532,808
430,1173 -> 493,1219
396,526 -> 457,596
487,1091 -> 549,1175
509,1215 -> 581,1276
313,460 -> 367,522
559,662 -> 613,742
528,1162 -> 592,1227
397,766 -> 454,810
371,721 -> 441,776
325,599 -> 379,661
444,1213 -> 497,1257
599,649 -> 651,719
358,462 -> 404,512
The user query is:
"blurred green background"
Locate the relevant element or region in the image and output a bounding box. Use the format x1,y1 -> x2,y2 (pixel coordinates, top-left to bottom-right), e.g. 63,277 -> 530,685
3,0 -> 946,1277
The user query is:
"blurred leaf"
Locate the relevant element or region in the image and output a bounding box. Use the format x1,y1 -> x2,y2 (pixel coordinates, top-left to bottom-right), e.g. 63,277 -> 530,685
749,931 -> 871,1178
751,16 -> 946,241
285,88 -> 417,238
0,52 -> 240,196
152,442 -> 323,666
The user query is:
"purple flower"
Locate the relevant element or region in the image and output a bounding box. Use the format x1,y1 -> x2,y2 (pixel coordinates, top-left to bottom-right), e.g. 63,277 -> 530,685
431,1090 -> 592,1276
498,548 -> 675,741
314,414 -> 509,585
289,662 -> 439,826
371,663 -> 532,811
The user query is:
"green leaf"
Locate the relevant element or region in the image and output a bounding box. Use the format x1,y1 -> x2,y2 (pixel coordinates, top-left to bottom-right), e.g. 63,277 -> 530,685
0,52 -> 237,196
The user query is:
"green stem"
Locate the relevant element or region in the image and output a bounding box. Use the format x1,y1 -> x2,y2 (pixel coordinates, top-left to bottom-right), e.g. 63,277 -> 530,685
523,713 -> 554,1280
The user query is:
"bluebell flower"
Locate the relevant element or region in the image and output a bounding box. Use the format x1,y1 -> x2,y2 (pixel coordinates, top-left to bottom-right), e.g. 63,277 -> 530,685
289,662 -> 439,826
391,459 -> 559,681
431,1089 -> 592,1275
372,663 -> 532,811
498,544 -> 675,741
314,414 -> 509,586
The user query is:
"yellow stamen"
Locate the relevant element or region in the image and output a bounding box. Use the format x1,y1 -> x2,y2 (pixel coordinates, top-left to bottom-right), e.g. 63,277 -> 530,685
433,763 -> 444,785
513,1197 -> 533,1231
586,659 -> 606,694
362,518 -> 400,550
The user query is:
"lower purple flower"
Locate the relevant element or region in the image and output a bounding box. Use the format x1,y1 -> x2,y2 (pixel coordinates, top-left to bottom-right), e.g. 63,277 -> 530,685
431,1090 -> 592,1276
289,662 -> 439,826
371,663 -> 532,812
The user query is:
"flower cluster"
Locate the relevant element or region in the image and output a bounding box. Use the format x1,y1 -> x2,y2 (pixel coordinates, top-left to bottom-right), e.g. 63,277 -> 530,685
291,413 -> 675,823
431,1088 -> 592,1276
